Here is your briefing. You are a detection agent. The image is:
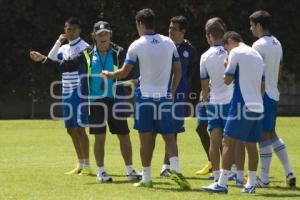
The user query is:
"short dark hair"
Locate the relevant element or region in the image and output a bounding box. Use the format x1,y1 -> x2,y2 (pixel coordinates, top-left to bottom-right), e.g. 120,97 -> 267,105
170,16 -> 187,30
65,17 -> 82,28
249,10 -> 271,30
223,31 -> 243,44
205,20 -> 226,39
135,8 -> 155,29
205,17 -> 227,32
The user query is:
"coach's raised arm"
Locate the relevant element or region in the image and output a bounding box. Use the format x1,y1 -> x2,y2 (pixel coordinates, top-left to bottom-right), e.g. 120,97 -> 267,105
29,50 -> 86,73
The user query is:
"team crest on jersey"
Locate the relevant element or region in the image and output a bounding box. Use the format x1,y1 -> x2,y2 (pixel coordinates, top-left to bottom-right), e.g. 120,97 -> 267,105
183,50 -> 189,58
151,38 -> 159,44
74,47 -> 81,54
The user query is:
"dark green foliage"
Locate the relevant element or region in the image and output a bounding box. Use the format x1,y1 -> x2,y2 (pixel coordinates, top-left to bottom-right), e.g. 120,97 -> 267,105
1,0 -> 299,102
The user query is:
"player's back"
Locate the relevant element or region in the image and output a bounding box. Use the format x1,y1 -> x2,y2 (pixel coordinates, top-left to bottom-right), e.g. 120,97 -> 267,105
132,33 -> 178,97
229,44 -> 264,113
252,35 -> 282,101
200,45 -> 233,104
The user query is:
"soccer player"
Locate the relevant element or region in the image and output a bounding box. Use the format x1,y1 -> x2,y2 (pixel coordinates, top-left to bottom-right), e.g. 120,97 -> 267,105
250,10 -> 296,187
47,17 -> 91,175
202,31 -> 265,194
102,8 -> 190,190
199,19 -> 232,183
160,15 -> 201,177
29,20 -> 141,183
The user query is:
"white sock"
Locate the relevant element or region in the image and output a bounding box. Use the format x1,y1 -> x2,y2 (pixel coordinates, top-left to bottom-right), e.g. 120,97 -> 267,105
83,159 -> 90,167
97,166 -> 105,175
126,165 -> 134,174
213,170 -> 220,182
231,164 -> 237,173
246,171 -> 257,187
162,164 -> 170,170
142,167 -> 151,182
169,156 -> 180,173
237,170 -> 244,182
272,137 -> 293,176
259,139 -> 273,183
218,170 -> 229,187
78,159 -> 84,168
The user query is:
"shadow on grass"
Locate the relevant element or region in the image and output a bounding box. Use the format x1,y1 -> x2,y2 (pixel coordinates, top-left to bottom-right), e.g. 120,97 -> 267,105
184,176 -> 211,181
257,193 -> 300,198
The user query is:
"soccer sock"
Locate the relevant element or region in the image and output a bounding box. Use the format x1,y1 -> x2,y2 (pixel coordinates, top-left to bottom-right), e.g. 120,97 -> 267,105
259,139 -> 273,183
162,164 -> 170,171
169,156 -> 180,173
83,159 -> 90,167
272,136 -> 293,176
231,164 -> 237,174
142,167 -> 151,182
78,159 -> 84,168
218,170 -> 229,187
126,165 -> 134,174
97,166 -> 106,175
246,171 -> 257,187
237,170 -> 244,182
213,170 -> 220,182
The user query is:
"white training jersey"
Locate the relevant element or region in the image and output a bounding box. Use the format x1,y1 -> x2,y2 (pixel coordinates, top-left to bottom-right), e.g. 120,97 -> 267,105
48,37 -> 89,94
225,44 -> 264,113
252,35 -> 282,101
200,45 -> 233,104
125,33 -> 180,98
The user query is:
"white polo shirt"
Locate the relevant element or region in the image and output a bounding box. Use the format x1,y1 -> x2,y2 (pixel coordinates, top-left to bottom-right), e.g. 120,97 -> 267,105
125,33 -> 180,98
200,45 -> 233,104
252,35 -> 282,101
48,37 -> 89,94
225,44 -> 264,113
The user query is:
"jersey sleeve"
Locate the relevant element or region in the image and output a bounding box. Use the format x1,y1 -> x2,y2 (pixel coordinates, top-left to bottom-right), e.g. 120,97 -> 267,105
124,42 -> 138,67
224,51 -> 238,77
172,43 -> 180,63
252,41 -> 265,60
199,55 -> 209,80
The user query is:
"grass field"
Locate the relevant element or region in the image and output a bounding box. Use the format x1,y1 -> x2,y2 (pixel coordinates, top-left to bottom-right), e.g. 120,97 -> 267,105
0,118 -> 300,200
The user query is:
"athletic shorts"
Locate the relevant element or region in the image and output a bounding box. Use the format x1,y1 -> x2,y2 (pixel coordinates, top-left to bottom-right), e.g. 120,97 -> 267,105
134,88 -> 174,134
62,91 -> 88,129
207,103 -> 230,132
224,103 -> 263,143
262,94 -> 278,133
89,98 -> 130,135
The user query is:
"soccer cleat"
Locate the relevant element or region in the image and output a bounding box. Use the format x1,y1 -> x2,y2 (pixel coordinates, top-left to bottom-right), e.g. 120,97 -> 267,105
286,173 -> 296,187
64,166 -> 82,175
79,166 -> 93,176
235,179 -> 244,187
228,172 -> 237,181
160,168 -> 171,177
196,162 -> 212,175
133,180 -> 153,188
255,177 -> 270,188
96,172 -> 113,183
202,182 -> 228,193
242,186 -> 256,194
170,170 -> 191,190
127,170 -> 142,181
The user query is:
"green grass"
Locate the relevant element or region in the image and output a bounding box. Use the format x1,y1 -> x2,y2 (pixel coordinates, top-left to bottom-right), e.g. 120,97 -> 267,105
0,118 -> 299,200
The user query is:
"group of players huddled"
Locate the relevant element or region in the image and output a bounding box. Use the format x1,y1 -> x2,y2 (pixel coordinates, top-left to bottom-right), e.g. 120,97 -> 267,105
30,8 -> 296,194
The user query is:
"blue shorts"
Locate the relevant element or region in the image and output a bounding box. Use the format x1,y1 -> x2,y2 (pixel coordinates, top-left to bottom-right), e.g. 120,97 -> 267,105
224,104 -> 263,143
134,89 -> 174,134
197,104 -> 208,125
262,94 -> 278,133
62,91 -> 88,128
207,103 -> 230,132
172,100 -> 186,133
